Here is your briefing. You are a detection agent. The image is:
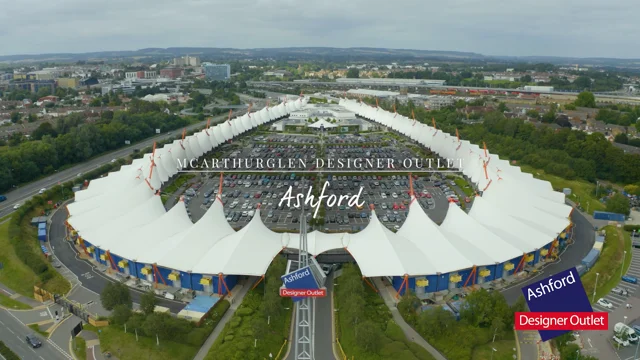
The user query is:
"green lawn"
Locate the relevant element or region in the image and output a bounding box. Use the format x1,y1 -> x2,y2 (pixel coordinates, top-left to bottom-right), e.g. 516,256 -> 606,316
519,165 -> 605,215
582,226 -> 632,302
0,221 -> 43,296
87,324 -> 199,360
454,177 -> 475,197
163,174 -> 196,195
471,338 -> 518,360
29,324 -> 49,337
0,292 -> 32,310
72,336 -> 87,360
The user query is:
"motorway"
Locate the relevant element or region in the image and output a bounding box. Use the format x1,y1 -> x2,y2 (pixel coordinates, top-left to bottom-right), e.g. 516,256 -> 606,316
0,110 -> 245,219
0,308 -> 72,360
49,198 -> 187,313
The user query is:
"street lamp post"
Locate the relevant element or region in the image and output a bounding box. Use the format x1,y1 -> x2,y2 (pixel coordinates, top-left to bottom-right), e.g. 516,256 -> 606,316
622,251 -> 627,278
592,273 -> 600,303
624,316 -> 628,325
490,348 -> 497,360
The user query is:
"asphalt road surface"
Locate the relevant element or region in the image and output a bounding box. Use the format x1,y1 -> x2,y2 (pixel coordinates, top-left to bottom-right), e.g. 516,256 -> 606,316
0,111 -> 244,218
49,207 -> 187,314
501,208 -> 595,304
0,308 -> 72,360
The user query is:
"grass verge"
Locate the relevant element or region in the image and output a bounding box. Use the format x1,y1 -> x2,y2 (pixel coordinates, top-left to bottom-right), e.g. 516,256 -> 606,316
72,336 -> 87,360
0,292 -> 32,310
85,324 -> 199,360
582,225 -> 632,302
471,337 -> 518,360
0,221 -> 43,296
519,165 -> 605,215
163,173 -> 196,195
454,177 -> 475,197
28,324 -> 49,337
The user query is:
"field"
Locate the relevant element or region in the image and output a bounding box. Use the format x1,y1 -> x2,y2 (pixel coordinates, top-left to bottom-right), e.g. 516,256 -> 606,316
83,324 -> 199,360
519,165 -> 605,215
471,337 -> 517,360
582,226 -> 632,302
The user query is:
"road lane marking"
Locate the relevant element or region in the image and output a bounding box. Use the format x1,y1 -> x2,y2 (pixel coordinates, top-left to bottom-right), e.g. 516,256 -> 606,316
7,328 -> 14,334
17,335 -> 23,342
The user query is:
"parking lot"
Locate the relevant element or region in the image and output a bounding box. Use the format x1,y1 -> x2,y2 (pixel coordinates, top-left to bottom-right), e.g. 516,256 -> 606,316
579,245 -> 640,360
174,132 -> 473,232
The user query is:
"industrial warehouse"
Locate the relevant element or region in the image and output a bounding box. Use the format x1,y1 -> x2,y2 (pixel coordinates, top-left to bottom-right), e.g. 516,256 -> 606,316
64,97 -> 573,304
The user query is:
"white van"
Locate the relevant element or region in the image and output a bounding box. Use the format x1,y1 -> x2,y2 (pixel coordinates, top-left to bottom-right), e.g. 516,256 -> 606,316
615,323 -> 639,342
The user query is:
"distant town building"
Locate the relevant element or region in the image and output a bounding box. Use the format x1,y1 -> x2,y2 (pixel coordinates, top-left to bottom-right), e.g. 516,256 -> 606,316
263,70 -> 292,78
125,71 -> 157,80
424,96 -> 454,110
57,78 -> 79,88
337,78 -> 446,87
203,63 -> 230,81
347,88 -> 400,98
160,68 -> 184,79
173,55 -> 201,67
8,80 -> 56,94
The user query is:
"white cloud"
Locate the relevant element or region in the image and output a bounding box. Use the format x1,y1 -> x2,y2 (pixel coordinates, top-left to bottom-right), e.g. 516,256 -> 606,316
0,0 -> 638,57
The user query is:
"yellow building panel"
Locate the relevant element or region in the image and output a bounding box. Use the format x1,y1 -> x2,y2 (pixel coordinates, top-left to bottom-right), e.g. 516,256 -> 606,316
99,254 -> 106,261
540,249 -> 549,256
118,260 -> 128,268
168,273 -> 180,281
525,254 -> 534,262
450,275 -> 462,283
504,263 -> 514,271
141,267 -> 152,275
479,269 -> 491,278
86,246 -> 94,253
415,279 -> 429,287
199,277 -> 212,285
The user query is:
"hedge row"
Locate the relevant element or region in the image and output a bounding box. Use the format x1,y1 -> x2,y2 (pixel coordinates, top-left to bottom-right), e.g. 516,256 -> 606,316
8,160 -> 126,290
624,225 -> 640,232
0,340 -> 20,360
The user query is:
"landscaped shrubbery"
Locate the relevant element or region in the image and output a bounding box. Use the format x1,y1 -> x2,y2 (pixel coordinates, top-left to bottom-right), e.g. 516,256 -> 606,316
398,289 -> 526,360
0,340 -> 20,360
205,255 -> 292,360
335,263 -> 436,360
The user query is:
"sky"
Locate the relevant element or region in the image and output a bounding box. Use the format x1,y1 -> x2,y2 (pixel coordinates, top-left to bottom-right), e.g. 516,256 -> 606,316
1,0 -> 639,58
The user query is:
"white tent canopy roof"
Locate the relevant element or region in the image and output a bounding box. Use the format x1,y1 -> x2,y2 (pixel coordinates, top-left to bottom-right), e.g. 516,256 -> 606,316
66,100 -> 571,279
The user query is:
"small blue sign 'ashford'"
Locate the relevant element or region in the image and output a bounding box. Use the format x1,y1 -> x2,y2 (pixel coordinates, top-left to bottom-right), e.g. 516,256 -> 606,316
280,266 -> 320,302
521,267 -> 593,341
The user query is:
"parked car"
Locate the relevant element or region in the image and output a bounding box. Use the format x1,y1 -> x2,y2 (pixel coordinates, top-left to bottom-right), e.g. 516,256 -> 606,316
597,298 -> 613,309
612,287 -> 629,296
622,275 -> 638,284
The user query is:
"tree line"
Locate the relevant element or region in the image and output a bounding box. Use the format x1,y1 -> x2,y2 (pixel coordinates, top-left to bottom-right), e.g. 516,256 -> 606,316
0,99 -> 191,193
374,98 -> 640,187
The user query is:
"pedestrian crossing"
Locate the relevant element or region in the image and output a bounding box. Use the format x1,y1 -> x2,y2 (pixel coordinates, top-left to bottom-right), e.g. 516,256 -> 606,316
592,248 -> 640,312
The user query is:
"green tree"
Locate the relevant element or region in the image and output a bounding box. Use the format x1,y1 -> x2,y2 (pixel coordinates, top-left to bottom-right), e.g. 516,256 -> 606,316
606,193 -> 630,216
346,68 -> 359,78
574,91 -> 597,108
100,281 -> 132,311
355,320 -> 382,353
526,110 -> 540,118
10,111 -> 20,123
497,102 -> 508,113
397,292 -> 421,325
110,304 -> 132,325
140,290 -> 157,316
520,75 -> 532,83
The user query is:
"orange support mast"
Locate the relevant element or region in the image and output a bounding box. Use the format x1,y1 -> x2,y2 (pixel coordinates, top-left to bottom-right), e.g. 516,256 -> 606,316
483,161 -> 489,180
463,266 -> 477,288
514,254 -> 527,273
375,97 -> 379,109
227,109 -> 233,126
180,128 -> 186,149
393,103 -> 397,117
247,103 -> 253,117
362,277 -> 378,293
145,142 -> 157,190
105,251 -> 118,271
252,275 -> 265,290
482,179 -> 493,192
456,128 -> 460,142
483,141 -> 488,158
395,274 -> 410,299
432,117 -> 437,129
218,273 -> 233,296
153,264 -> 166,286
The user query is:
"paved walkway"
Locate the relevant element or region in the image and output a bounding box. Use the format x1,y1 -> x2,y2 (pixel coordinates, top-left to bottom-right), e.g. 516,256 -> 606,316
79,330 -> 109,360
192,279 -> 254,360
372,278 -> 447,360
